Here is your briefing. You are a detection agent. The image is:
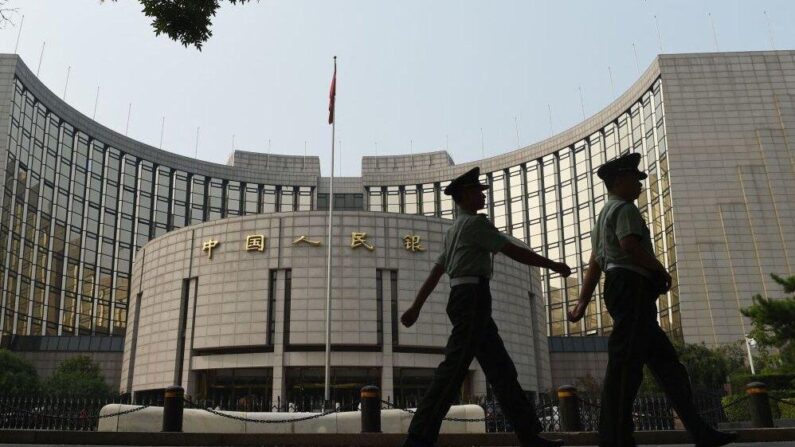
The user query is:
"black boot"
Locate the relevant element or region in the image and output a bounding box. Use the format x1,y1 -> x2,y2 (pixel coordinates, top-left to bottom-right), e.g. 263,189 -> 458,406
695,429 -> 738,447
522,433 -> 564,447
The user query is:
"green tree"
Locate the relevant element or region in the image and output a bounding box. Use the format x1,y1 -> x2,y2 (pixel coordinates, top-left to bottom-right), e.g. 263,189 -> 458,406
639,341 -> 746,392
7,0 -> 253,49
742,274 -> 795,372
42,355 -> 112,398
0,349 -> 39,394
110,0 -> 254,50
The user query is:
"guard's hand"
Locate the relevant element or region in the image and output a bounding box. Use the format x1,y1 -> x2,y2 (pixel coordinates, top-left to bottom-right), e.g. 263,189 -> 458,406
401,305 -> 421,328
567,299 -> 588,323
553,262 -> 572,278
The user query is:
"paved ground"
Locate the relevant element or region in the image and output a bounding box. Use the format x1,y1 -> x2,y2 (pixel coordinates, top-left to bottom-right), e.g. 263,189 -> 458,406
5,444 -> 795,447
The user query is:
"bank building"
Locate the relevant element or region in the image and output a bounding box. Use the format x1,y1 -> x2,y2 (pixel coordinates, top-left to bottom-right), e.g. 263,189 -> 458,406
0,50 -> 794,405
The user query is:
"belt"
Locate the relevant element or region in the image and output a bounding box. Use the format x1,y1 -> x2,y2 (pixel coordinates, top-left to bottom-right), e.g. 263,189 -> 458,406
450,276 -> 489,287
605,262 -> 652,279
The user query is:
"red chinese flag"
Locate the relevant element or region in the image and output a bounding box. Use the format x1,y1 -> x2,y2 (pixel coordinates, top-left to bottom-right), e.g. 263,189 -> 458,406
328,60 -> 337,125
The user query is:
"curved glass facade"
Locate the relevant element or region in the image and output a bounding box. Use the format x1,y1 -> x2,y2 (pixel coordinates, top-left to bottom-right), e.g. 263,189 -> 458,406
1,78 -> 314,337
1,56 -> 679,342
365,78 -> 680,338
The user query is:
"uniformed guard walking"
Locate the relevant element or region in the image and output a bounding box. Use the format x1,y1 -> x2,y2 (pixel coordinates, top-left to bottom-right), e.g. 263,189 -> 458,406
568,153 -> 736,447
400,167 -> 571,447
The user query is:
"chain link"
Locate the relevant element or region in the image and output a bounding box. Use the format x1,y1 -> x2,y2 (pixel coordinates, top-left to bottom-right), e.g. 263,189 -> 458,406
185,399 -> 357,424
696,394 -> 750,417
769,395 -> 795,408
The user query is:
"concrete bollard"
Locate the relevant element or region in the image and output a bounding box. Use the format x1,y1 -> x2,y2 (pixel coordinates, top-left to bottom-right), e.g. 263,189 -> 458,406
557,385 -> 582,432
360,385 -> 381,433
162,385 -> 184,432
746,382 -> 774,428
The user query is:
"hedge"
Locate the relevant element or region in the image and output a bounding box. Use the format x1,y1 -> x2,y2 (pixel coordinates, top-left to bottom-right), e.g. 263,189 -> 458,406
729,373 -> 795,393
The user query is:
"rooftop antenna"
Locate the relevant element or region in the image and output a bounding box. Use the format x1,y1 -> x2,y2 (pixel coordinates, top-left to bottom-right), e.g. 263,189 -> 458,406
194,127 -> 200,159
14,15 -> 24,53
578,86 -> 586,120
92,86 -> 100,120
763,10 -> 776,50
232,134 -> 236,151
480,128 -> 485,158
304,140 -> 307,170
125,103 -> 132,135
632,43 -> 640,75
547,104 -> 554,136
410,139 -> 414,167
35,41 -> 45,77
445,134 -> 449,153
159,116 -> 165,149
608,66 -> 615,97
266,138 -> 271,168
338,139 -> 342,176
653,15 -> 664,53
62,66 -> 71,100
708,13 -> 720,51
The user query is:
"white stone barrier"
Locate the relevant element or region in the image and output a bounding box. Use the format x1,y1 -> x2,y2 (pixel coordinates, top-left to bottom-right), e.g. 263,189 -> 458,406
97,404 -> 485,434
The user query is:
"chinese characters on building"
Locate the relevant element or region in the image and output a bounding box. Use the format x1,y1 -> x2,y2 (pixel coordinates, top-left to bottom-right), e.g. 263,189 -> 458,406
350,232 -> 375,251
202,239 -> 219,260
201,233 -> 427,259
403,235 -> 425,252
245,235 -> 266,252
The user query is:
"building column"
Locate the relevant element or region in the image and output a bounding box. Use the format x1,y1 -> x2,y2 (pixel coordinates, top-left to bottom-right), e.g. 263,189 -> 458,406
271,269 -> 286,407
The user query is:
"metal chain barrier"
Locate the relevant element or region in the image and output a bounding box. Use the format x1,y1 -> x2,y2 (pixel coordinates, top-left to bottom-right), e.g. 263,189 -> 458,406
696,394 -> 750,417
380,399 -> 490,422
576,394 -> 752,418
769,395 -> 795,407
184,398 -> 356,424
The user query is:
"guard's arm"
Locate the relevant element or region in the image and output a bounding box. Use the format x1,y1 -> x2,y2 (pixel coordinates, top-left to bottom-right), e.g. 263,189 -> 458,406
568,251 -> 601,322
401,263 -> 445,327
619,235 -> 667,274
500,243 -> 571,277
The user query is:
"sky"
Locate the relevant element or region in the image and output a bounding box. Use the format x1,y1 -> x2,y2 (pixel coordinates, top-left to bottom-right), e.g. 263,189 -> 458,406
1,0 -> 794,176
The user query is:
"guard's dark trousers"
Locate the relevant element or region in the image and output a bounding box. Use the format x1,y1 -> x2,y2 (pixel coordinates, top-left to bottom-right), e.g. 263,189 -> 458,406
599,269 -> 712,447
404,280 -> 542,447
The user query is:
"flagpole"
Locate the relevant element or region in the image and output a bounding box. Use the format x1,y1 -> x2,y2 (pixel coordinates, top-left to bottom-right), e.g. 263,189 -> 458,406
324,56 -> 337,409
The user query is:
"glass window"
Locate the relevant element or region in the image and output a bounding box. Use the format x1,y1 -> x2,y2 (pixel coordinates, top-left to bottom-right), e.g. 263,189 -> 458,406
244,184 -> 259,214
386,186 -> 400,213
208,179 -> 223,220
172,172 -> 188,229
491,171 -> 507,231
367,187 -> 382,212
278,186 -> 295,212
226,181 -> 241,216
190,175 -> 206,224
297,187 -> 312,211
262,185 -> 277,213
404,186 -> 418,214
439,181 -> 454,219
419,184 -> 435,216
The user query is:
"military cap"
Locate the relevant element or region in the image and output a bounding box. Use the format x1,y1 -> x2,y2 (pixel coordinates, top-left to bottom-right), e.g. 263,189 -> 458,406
597,152 -> 648,182
444,167 -> 490,196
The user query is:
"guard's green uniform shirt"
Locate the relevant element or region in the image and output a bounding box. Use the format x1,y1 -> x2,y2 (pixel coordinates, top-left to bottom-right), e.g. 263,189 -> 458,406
592,194 -> 655,271
435,208 -> 509,278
